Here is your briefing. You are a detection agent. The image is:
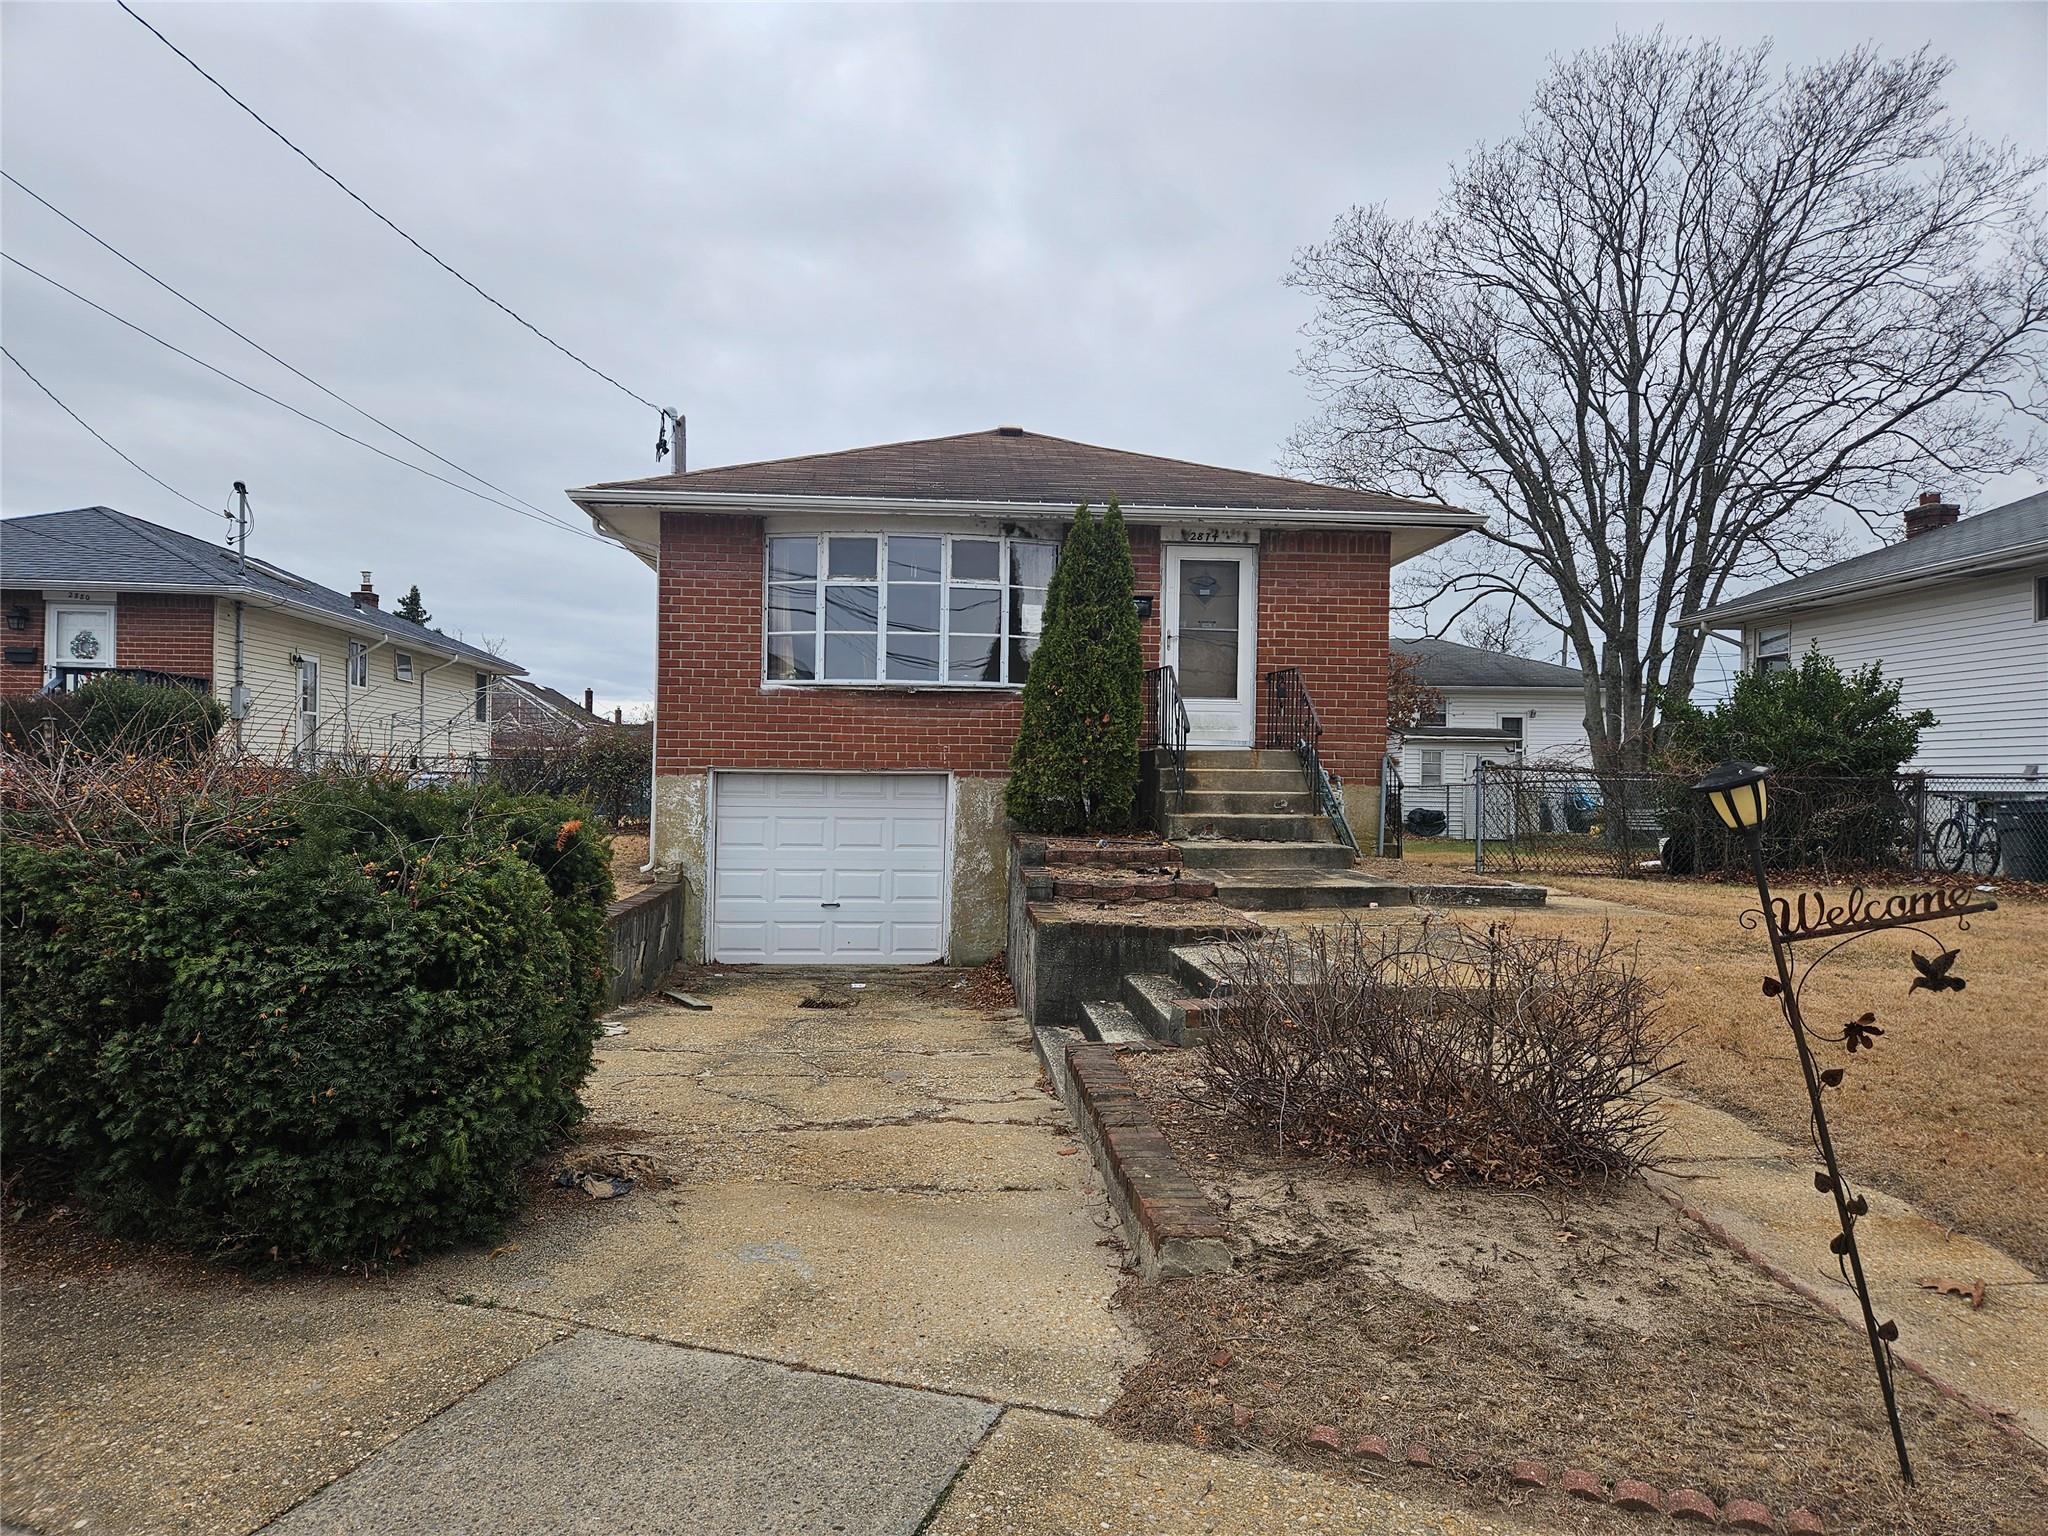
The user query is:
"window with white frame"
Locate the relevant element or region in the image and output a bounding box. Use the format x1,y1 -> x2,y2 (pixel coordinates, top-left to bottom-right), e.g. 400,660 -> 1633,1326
1499,715 -> 1524,743
474,671 -> 490,723
766,532 -> 1058,686
348,640 -> 368,688
394,651 -> 413,682
1755,626 -> 1791,674
1419,749 -> 1443,785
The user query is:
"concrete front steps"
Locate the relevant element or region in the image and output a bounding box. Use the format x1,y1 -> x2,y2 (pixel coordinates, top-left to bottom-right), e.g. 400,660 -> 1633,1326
1077,944 -> 1236,1048
1151,746 -> 1544,912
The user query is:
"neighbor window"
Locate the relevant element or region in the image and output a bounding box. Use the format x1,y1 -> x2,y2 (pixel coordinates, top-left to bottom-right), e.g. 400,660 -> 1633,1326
474,671 -> 490,723
1499,715 -> 1524,742
1755,627 -> 1791,674
394,651 -> 413,682
1419,749 -> 1443,786
766,532 -> 1058,686
2036,575 -> 2047,622
347,640 -> 368,688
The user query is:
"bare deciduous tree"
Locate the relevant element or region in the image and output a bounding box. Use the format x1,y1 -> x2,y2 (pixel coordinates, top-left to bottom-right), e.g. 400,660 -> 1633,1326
1289,35 -> 2048,769
1458,603 -> 1537,658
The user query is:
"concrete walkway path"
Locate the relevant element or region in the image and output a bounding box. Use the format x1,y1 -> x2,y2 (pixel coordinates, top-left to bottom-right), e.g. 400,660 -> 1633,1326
1648,1092 -> 2047,1449
4,970 -> 1541,1536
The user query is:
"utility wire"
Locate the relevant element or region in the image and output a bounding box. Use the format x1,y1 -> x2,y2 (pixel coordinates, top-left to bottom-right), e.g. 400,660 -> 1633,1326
3,251 -> 622,548
2,343 -> 217,516
3,169 -> 582,532
115,0 -> 665,417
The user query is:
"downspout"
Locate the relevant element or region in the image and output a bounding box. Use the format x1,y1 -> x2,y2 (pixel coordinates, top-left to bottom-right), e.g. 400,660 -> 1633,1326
641,523 -> 663,875
231,600 -> 247,750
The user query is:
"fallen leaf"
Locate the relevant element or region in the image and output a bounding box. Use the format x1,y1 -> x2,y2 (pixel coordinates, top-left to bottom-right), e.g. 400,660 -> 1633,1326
1917,1276 -> 1987,1309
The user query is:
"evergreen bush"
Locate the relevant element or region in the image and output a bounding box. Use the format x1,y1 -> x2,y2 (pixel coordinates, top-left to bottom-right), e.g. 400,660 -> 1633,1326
1004,502 -> 1145,833
1,777 -> 611,1264
0,673 -> 223,758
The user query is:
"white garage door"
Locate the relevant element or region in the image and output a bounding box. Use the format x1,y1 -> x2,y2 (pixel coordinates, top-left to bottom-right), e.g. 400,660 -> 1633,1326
713,773 -> 948,964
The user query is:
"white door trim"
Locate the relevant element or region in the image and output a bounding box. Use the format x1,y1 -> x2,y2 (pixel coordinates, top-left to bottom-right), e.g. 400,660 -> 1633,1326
706,769 -> 952,964
1161,543 -> 1258,747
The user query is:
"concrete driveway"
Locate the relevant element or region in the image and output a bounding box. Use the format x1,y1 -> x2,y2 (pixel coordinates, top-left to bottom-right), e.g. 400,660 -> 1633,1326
4,969 -> 1537,1536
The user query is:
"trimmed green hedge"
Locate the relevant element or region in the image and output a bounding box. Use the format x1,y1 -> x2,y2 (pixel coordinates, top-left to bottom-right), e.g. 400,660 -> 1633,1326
0,673 -> 224,757
1,780 -> 611,1264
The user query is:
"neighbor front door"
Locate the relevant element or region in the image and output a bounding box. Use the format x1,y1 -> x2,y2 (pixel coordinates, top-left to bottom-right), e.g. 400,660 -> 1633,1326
1162,543 -> 1257,747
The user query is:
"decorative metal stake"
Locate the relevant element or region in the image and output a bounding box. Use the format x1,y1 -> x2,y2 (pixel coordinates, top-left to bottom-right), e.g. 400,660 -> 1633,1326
1694,761 -> 1998,1487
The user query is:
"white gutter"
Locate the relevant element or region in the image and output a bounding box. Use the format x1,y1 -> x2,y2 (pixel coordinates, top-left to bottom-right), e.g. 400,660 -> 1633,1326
565,484 -> 1486,532
1681,541 -> 2048,629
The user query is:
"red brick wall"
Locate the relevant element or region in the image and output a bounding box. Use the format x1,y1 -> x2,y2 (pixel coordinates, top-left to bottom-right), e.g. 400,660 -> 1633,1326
115,594 -> 215,683
0,590 -> 47,698
656,513 -> 1024,775
1255,531 -> 1390,779
653,515 -> 1389,779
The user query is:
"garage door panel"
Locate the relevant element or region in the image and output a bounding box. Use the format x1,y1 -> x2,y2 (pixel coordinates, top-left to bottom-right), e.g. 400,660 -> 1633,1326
831,868 -> 887,902
713,773 -> 947,965
892,869 -> 943,902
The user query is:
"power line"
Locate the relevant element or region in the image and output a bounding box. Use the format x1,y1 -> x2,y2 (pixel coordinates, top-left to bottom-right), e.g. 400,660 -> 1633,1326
115,0 -> 667,420
2,344 -> 217,516
2,169 -> 580,531
2,251 -> 622,548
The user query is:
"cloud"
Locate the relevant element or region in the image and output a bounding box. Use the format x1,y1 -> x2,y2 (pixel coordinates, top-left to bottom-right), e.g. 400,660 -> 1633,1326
5,1 -> 2042,706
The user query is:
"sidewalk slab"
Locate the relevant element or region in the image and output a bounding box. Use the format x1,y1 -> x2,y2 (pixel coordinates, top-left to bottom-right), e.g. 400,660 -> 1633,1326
1649,1093 -> 2047,1448
261,1329 -> 998,1536
924,1409 -> 1548,1535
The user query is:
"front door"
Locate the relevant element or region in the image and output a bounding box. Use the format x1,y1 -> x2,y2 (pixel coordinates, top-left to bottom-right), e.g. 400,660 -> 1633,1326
1162,544 -> 1257,746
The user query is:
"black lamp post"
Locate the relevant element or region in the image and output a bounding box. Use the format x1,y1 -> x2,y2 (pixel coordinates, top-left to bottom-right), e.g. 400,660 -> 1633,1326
1692,760 -> 1915,1483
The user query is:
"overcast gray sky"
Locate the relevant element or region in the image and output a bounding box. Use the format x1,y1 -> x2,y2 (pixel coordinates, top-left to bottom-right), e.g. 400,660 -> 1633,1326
4,2 -> 2043,711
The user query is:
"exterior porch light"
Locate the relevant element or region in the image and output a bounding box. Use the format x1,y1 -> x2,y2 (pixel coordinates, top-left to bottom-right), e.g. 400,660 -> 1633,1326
5,604 -> 29,632
1694,760 -> 1770,833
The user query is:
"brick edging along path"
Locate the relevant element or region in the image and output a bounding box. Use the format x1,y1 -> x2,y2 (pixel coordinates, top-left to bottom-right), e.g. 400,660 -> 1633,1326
1053,1041 -> 1231,1280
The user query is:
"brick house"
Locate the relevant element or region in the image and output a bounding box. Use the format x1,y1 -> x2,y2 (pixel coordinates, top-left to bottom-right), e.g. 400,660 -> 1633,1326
2,506 -> 521,763
569,428 -> 1480,965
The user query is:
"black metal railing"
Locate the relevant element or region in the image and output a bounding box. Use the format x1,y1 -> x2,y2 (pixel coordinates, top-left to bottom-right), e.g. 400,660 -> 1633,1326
1144,664 -> 1189,803
1377,752 -> 1404,857
40,665 -> 210,695
1264,667 -> 1359,854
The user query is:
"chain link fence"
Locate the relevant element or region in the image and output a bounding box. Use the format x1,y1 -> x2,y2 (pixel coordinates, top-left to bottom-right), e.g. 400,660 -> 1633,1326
1471,763 -> 2048,882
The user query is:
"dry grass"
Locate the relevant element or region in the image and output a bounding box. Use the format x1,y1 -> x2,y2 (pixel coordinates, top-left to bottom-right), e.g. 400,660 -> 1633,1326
609,832 -> 654,894
1450,874 -> 2048,1273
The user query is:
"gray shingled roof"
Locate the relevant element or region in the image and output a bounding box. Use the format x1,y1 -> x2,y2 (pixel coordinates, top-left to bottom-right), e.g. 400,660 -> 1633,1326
585,427 -> 1459,516
1393,636 -> 1584,690
1683,490 -> 2048,627
0,506 -> 520,673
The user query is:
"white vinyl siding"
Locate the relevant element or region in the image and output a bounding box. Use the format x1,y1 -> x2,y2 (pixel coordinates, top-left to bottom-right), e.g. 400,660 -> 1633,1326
1740,571 -> 2048,775
1438,686 -> 1591,763
210,601 -> 498,764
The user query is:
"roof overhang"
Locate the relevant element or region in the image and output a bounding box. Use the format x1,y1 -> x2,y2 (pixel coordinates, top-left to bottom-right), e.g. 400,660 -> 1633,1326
25,580 -> 525,675
564,487 -> 1488,571
1680,540 -> 2048,630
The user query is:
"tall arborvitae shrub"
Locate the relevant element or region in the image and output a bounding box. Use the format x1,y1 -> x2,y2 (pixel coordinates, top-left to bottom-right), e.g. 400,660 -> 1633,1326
1005,500 -> 1145,833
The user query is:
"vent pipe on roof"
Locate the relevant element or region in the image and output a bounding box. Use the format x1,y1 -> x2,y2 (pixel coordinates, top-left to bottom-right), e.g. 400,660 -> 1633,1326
1904,491 -> 1960,541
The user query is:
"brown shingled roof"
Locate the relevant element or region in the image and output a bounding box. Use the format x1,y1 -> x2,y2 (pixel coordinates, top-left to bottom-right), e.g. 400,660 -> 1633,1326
585,427 -> 1449,516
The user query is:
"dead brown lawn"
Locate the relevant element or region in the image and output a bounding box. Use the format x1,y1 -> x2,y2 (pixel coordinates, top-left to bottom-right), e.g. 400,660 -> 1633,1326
1458,874 -> 2048,1274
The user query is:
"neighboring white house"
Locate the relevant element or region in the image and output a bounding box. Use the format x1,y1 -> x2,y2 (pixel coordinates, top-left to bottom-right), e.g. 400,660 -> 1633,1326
1680,490 -> 2048,779
1,506 -> 522,765
1390,636 -> 1590,837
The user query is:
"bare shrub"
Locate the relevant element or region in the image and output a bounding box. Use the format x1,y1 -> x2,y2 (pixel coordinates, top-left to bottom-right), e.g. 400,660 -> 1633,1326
1202,919 -> 1674,1183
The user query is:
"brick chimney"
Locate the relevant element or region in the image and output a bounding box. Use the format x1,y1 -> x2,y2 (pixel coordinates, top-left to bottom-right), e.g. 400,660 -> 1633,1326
1905,491 -> 1960,541
354,571 -> 379,607
583,687 -> 595,715
613,706 -> 623,724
